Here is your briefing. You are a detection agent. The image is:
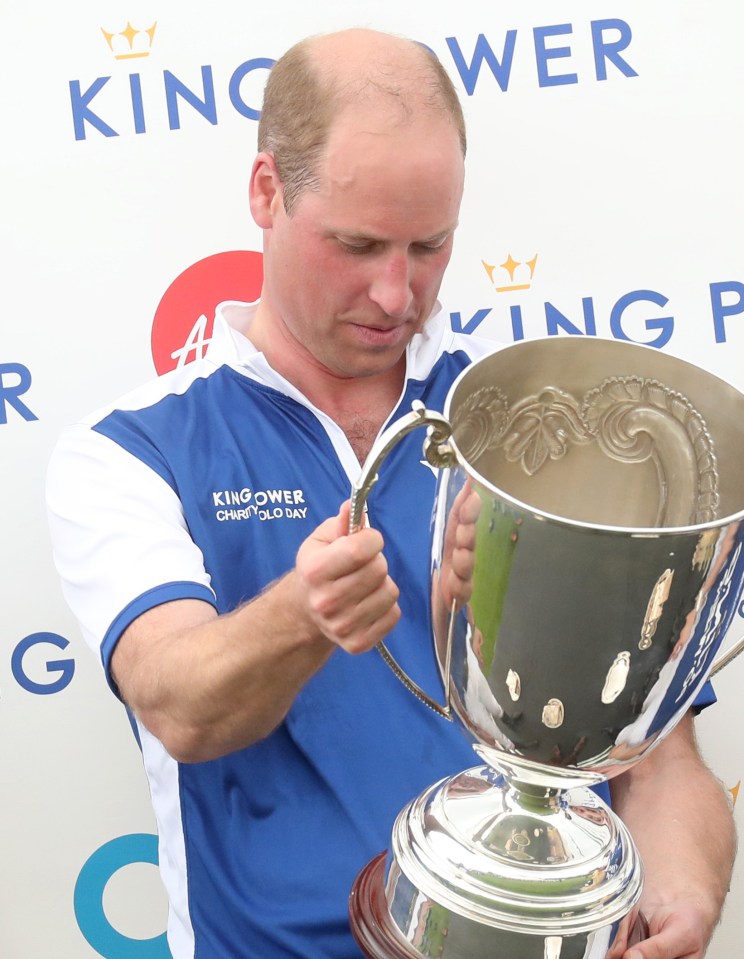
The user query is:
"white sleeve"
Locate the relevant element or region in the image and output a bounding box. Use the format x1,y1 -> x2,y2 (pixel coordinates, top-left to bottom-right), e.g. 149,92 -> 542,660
46,423 -> 215,687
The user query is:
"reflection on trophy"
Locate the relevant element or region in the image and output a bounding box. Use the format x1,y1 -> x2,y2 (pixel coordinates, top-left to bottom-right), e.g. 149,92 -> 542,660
347,337 -> 744,959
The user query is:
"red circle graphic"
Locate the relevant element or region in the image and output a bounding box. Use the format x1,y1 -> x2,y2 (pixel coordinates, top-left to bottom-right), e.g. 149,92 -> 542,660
151,250 -> 264,375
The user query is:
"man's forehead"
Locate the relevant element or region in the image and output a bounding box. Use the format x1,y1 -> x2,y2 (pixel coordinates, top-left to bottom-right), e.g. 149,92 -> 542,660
317,118 -> 464,187
333,89 -> 458,137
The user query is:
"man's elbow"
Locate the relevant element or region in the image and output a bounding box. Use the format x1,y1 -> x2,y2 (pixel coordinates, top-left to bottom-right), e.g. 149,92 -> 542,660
137,708 -> 280,764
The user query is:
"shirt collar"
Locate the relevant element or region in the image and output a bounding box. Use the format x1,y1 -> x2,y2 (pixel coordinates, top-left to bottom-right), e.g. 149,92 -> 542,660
208,299 -> 450,386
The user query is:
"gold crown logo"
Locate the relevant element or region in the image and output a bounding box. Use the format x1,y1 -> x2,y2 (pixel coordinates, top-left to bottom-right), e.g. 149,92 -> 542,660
101,21 -> 158,60
482,253 -> 539,293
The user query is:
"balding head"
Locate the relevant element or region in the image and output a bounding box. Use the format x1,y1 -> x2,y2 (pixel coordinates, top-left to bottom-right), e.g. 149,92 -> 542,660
258,28 -> 466,213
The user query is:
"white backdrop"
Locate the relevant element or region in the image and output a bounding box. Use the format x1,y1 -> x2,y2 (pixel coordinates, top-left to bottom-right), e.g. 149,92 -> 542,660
2,2 -> 742,956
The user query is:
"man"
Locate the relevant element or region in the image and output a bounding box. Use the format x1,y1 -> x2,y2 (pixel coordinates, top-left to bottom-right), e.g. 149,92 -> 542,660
47,27 -> 734,959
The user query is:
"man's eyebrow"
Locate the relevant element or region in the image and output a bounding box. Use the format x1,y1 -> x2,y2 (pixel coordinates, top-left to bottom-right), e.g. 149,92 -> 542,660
332,224 -> 459,243
419,225 -> 459,243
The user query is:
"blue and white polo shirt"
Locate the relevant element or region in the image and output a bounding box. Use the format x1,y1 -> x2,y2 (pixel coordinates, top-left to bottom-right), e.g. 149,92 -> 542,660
47,301 -> 500,959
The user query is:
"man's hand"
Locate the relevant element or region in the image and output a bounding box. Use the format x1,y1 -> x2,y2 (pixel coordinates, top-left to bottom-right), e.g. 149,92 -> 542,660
439,480 -> 482,610
622,901 -> 715,959
295,499 -> 401,654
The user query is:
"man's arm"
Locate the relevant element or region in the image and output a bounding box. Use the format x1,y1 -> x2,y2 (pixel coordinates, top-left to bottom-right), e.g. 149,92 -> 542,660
111,501 -> 400,763
609,711 -> 736,959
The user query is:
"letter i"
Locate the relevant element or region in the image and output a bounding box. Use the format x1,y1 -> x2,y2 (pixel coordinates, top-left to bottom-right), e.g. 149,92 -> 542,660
129,74 -> 146,134
509,305 -> 525,341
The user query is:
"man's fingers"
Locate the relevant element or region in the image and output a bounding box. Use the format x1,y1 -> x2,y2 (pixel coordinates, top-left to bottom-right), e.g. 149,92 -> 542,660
308,557 -> 398,625
326,589 -> 402,654
295,503 -> 401,653
623,905 -> 704,959
301,522 -> 386,579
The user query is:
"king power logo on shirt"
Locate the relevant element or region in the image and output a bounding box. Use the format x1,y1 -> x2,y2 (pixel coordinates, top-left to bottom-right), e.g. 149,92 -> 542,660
213,487 -> 308,523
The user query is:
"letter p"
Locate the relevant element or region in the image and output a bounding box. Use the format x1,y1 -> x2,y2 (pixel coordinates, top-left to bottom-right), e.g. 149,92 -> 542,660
710,281 -> 744,343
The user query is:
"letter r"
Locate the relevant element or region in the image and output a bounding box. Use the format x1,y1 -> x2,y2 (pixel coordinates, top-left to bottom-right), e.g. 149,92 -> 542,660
0,363 -> 38,423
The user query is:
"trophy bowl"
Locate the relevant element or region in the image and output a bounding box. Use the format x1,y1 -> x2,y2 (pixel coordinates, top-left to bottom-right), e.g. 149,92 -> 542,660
348,336 -> 744,959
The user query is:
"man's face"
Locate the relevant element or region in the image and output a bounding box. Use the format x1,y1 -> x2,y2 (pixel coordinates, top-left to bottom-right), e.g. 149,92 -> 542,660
262,107 -> 465,381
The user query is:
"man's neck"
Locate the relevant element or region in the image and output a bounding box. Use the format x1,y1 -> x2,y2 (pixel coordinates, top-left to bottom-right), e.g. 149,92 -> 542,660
247,303 -> 406,463
316,372 -> 404,463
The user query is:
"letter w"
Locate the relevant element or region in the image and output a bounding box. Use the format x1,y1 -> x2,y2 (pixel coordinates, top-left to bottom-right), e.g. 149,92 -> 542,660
445,33 -> 517,95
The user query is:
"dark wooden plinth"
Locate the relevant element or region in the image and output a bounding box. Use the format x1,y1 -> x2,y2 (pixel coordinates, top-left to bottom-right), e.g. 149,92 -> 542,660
349,852 -> 419,959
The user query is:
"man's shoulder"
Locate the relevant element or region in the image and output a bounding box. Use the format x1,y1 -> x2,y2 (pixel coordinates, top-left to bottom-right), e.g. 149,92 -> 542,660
76,359 -> 225,431
409,306 -> 506,382
447,330 -> 506,361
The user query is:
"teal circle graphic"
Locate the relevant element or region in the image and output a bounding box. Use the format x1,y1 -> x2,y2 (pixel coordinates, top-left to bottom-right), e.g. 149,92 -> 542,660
74,834 -> 170,958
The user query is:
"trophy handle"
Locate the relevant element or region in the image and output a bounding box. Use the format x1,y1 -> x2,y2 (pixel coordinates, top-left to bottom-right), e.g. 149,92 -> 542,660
350,401 -> 458,719
710,633 -> 744,677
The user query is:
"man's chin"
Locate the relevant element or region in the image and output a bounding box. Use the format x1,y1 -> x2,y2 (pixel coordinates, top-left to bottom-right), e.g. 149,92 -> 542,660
329,349 -> 408,381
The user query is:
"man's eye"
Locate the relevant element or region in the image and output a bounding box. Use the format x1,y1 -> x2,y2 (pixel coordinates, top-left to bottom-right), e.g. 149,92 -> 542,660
338,239 -> 375,255
415,238 -> 448,254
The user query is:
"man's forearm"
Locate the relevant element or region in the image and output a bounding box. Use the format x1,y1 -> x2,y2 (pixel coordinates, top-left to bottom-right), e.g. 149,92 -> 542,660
610,712 -> 736,957
112,571 -> 336,763
110,505 -> 401,763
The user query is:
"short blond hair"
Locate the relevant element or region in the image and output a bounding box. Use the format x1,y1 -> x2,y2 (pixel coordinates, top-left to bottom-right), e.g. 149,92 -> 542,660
257,32 -> 467,214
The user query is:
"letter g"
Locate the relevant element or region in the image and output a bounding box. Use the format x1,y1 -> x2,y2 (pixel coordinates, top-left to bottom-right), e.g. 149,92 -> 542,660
11,632 -> 75,694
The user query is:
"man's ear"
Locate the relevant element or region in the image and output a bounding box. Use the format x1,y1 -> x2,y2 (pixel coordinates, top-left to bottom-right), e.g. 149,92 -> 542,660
249,152 -> 283,228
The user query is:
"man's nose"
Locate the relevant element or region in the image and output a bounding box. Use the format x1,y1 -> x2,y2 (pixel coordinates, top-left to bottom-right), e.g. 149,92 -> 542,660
368,253 -> 414,318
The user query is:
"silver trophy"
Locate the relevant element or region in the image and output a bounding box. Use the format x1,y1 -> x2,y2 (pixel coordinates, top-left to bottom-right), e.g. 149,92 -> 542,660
348,336 -> 744,959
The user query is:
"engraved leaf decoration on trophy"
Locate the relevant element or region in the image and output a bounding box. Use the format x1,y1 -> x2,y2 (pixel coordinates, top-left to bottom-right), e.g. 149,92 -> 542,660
451,386 -> 509,461
501,388 -> 592,476
581,377 -> 719,526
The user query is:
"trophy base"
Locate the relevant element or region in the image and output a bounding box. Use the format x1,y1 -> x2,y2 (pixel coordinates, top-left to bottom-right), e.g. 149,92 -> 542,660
350,852 -> 418,959
350,853 -> 648,959
350,765 -> 644,959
